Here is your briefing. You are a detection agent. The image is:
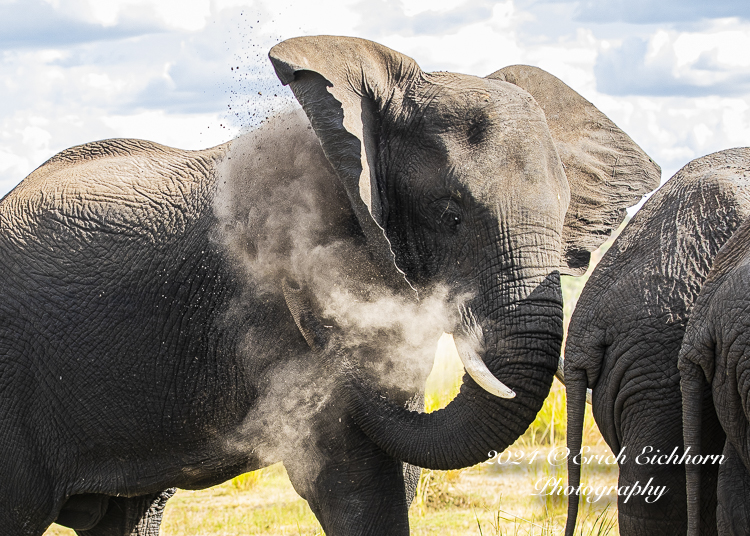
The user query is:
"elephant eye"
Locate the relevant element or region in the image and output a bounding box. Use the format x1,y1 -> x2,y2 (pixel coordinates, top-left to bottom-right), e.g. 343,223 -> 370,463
437,200 -> 462,231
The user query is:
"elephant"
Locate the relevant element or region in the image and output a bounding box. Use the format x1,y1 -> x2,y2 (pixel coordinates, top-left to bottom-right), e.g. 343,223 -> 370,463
564,148 -> 750,536
0,35 -> 659,535
680,209 -> 750,536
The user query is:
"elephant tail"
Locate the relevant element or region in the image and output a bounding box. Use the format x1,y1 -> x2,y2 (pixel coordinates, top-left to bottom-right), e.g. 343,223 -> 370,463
564,366 -> 589,536
680,356 -> 706,536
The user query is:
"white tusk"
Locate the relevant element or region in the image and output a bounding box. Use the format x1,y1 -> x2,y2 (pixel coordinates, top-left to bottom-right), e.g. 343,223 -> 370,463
454,336 -> 516,399
453,305 -> 515,399
556,355 -> 592,405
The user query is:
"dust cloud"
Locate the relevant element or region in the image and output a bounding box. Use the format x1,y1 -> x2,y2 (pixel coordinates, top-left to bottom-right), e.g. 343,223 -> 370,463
213,108 -> 466,467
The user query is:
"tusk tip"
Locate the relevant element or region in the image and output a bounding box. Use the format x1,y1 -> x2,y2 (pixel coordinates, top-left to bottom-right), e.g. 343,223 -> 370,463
453,334 -> 516,400
484,384 -> 515,399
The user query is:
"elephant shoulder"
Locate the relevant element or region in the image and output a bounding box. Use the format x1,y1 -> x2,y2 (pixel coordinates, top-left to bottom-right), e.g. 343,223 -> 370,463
1,138 -> 231,244
43,138 -> 185,166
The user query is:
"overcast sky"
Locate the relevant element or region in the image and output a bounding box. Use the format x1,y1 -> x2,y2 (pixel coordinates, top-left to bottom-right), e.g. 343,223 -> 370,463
1,0 -> 749,200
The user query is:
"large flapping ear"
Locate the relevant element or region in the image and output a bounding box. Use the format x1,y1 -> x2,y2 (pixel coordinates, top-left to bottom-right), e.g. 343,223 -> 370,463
270,36 -> 421,293
488,65 -> 661,275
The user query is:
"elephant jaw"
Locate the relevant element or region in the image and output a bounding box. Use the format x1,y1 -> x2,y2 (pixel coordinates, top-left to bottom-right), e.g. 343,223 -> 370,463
452,306 -> 515,399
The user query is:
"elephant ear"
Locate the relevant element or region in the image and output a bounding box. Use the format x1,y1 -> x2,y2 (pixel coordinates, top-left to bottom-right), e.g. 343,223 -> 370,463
488,65 -> 661,275
269,35 -> 420,293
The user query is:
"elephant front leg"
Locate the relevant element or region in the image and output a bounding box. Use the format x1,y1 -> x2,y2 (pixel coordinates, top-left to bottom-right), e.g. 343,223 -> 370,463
717,441 -> 750,536
284,424 -> 410,536
76,489 -> 176,536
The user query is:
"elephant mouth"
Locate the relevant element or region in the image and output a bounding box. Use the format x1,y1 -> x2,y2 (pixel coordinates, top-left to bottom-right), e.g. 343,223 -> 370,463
451,305 -> 515,399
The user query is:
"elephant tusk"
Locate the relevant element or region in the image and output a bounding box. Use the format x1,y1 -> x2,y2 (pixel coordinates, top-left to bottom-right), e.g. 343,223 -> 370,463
556,355 -> 592,405
454,337 -> 516,399
453,305 -> 515,399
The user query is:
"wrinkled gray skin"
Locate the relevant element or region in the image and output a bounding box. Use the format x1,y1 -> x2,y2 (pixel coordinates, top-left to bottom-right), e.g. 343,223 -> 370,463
0,36 -> 658,535
565,148 -> 750,536
681,210 -> 750,536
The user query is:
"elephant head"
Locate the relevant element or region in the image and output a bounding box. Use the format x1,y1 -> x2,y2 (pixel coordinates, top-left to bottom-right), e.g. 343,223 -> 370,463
269,36 -> 660,470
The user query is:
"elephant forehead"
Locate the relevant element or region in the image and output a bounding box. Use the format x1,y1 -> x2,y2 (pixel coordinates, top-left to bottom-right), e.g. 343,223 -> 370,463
414,72 -> 546,127
408,73 -> 562,180
445,116 -> 568,210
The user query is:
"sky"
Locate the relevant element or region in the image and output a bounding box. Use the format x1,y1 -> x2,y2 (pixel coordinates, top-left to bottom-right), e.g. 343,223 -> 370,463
1,0 -> 749,200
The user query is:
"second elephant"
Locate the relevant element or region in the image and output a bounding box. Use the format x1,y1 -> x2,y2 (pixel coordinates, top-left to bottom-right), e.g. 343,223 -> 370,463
681,213 -> 750,536
565,148 -> 750,536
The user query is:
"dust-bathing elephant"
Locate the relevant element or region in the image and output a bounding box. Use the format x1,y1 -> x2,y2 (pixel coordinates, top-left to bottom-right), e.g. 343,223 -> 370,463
0,36 -> 658,535
565,148 -> 750,536
680,197 -> 750,536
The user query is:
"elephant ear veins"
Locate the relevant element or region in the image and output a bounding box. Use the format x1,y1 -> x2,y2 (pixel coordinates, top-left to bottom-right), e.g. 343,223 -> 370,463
488,65 -> 661,275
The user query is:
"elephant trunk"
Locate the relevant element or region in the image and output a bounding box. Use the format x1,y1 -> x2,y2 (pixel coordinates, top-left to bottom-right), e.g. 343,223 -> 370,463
680,358 -> 706,536
336,271 -> 562,469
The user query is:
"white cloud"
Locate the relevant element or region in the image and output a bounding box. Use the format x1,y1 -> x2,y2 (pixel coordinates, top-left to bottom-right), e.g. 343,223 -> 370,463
401,0 -> 468,16
356,1 -> 525,74
21,125 -> 52,149
86,0 -> 211,30
1,0 -> 750,205
673,25 -> 750,69
0,0 -> 167,49
101,110 -> 235,148
594,18 -> 750,97
247,0 -> 362,37
566,0 -> 750,24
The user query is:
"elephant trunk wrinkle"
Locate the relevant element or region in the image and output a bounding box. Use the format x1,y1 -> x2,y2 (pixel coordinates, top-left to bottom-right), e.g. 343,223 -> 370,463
336,272 -> 562,470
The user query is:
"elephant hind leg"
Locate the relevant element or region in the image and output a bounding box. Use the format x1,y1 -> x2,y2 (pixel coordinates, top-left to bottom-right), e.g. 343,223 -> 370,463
75,489 -> 176,536
615,394 -> 688,535
717,442 -> 750,536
